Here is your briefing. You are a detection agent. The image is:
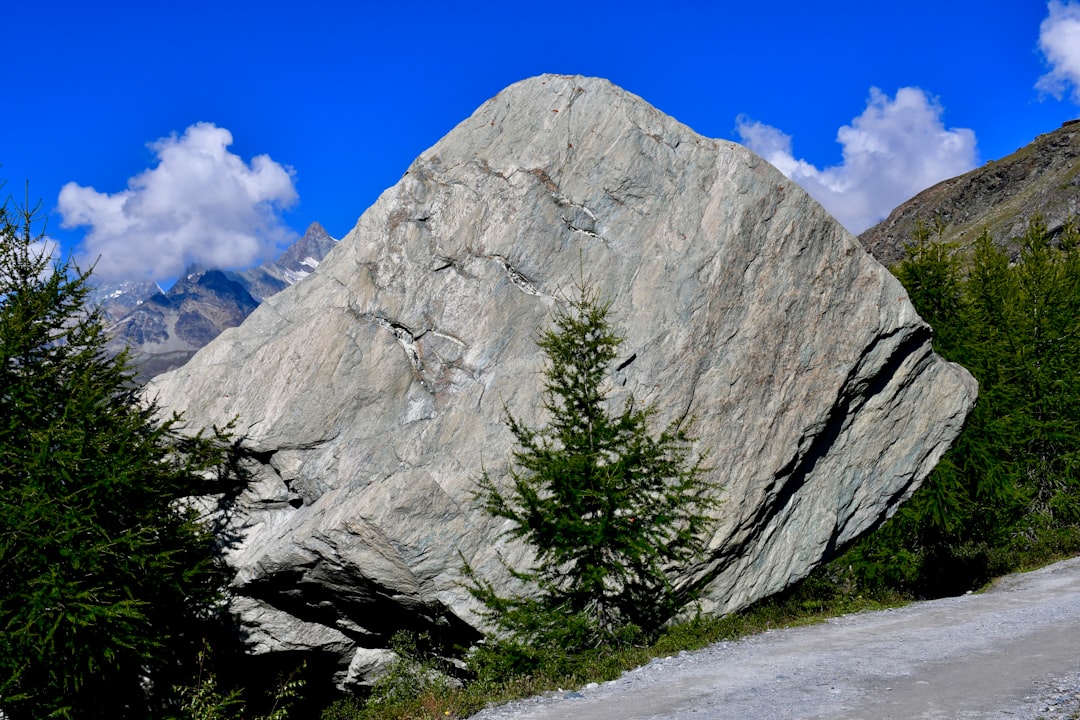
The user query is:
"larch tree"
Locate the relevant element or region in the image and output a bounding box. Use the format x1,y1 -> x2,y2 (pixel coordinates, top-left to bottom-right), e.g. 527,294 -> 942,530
469,278 -> 717,652
0,191 -> 240,719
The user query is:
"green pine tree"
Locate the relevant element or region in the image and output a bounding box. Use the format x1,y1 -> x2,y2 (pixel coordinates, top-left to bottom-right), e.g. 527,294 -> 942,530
470,278 -> 717,652
892,217 -> 964,357
964,218 -> 1080,525
0,192 -> 240,719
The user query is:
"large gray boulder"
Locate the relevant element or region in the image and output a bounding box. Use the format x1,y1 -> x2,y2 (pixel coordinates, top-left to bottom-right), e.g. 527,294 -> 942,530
148,75 -> 976,688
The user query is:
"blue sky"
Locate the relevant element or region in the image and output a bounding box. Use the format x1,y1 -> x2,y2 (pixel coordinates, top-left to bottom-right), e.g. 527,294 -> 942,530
4,1 -> 1080,284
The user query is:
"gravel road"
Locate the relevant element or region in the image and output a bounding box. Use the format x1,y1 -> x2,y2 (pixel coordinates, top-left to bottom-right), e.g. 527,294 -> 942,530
468,556 -> 1080,720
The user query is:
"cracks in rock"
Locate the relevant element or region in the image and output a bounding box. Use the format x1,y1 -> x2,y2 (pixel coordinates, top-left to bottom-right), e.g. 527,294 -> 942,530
732,325 -> 935,563
603,181 -> 648,211
345,303 -> 427,388
488,254 -> 542,296
652,131 -> 680,151
429,327 -> 466,350
348,304 -> 473,395
837,326 -> 936,420
463,158 -> 612,245
563,216 -> 606,242
528,167 -> 608,244
562,83 -> 586,114
387,208 -> 432,233
428,254 -> 479,283
559,84 -> 587,158
528,167 -> 561,195
369,314 -> 429,390
627,117 -> 681,152
471,157 -> 509,182
565,201 -> 597,222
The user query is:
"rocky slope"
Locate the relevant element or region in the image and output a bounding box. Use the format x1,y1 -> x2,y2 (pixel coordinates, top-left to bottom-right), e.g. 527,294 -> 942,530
860,119 -> 1080,265
105,269 -> 260,379
89,279 -> 162,326
147,75 -> 976,690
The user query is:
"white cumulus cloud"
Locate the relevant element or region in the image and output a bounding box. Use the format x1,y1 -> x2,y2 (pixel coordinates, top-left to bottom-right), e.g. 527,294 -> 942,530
1037,1 -> 1080,104
59,122 -> 298,283
736,87 -> 978,234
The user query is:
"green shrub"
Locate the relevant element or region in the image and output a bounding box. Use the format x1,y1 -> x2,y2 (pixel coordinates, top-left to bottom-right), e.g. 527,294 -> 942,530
173,645 -> 305,720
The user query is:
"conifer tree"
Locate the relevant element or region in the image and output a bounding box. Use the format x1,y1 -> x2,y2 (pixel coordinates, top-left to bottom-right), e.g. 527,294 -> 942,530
965,218 -> 1080,525
844,215 -> 1080,595
0,192 -> 239,719
892,218 -> 964,357
471,278 -> 716,650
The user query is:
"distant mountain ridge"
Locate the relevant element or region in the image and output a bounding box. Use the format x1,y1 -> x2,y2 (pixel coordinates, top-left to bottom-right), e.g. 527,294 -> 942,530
92,221 -> 337,379
232,220 -> 338,300
860,119 -> 1080,265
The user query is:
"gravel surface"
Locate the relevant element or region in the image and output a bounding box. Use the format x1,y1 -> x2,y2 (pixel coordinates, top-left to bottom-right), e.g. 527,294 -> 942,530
467,556 -> 1080,720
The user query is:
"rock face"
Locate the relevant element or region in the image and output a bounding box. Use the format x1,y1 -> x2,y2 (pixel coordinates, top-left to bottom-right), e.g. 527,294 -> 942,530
147,75 -> 977,689
860,119 -> 1080,265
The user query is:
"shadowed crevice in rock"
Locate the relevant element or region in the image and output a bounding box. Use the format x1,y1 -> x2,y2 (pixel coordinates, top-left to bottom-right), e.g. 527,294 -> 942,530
739,325 -> 936,563
240,563 -> 479,649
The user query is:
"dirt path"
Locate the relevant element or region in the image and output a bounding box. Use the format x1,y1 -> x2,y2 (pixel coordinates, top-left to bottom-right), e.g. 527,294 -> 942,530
468,556 -> 1080,720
